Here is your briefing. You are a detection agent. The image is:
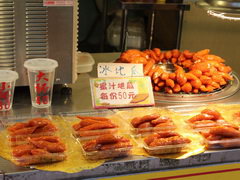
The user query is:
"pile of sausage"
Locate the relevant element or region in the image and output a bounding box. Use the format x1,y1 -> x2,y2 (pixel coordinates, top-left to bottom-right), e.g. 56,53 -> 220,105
8,118 -> 57,145
131,114 -> 176,134
119,49 -> 233,94
187,109 -> 240,149
72,116 -> 118,137
8,118 -> 66,166
12,136 -> 66,166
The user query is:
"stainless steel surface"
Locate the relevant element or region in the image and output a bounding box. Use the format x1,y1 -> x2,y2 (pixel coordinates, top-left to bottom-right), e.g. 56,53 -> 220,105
0,0 -> 15,71
196,0 -> 240,13
1,52 -> 240,179
0,0 -> 78,86
206,0 -> 240,8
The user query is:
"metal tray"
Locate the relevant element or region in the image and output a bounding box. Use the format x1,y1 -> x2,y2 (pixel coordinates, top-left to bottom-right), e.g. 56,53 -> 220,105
154,72 -> 240,103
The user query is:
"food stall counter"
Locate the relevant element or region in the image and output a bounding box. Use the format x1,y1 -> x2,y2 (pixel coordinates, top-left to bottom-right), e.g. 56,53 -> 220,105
0,53 -> 240,180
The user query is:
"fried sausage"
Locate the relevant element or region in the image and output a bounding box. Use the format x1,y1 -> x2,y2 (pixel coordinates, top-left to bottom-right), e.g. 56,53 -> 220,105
151,116 -> 171,125
76,116 -> 110,121
131,114 -> 160,128
100,141 -> 132,151
79,122 -> 117,131
96,134 -> 119,144
201,109 -> 222,120
188,114 -> 215,123
210,126 -> 240,138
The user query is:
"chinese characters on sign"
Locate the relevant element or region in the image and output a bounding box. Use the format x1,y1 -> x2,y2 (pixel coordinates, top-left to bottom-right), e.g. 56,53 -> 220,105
35,71 -> 50,105
0,82 -> 11,110
98,63 -> 143,77
90,77 -> 154,109
98,80 -> 136,102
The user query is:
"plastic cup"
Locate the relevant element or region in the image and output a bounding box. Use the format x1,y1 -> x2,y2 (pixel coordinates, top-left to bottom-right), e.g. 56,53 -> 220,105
0,70 -> 19,111
24,58 -> 58,108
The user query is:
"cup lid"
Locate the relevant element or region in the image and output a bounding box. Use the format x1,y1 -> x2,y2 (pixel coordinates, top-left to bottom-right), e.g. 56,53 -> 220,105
24,58 -> 58,71
0,70 -> 19,82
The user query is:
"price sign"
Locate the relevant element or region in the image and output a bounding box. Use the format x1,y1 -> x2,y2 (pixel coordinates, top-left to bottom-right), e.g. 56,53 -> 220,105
98,63 -> 143,77
90,76 -> 155,109
43,0 -> 73,6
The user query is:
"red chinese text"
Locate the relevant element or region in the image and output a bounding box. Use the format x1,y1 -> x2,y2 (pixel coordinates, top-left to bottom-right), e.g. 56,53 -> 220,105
35,71 -> 50,105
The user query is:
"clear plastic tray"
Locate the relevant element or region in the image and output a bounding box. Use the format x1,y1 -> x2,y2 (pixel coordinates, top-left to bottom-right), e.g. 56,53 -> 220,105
195,126 -> 240,149
205,138 -> 240,149
4,115 -> 59,146
60,110 -> 119,140
143,142 -> 189,155
13,152 -> 67,166
132,133 -> 191,155
130,118 -> 176,135
12,146 -> 67,166
79,134 -> 133,160
3,116 -> 68,166
10,133 -> 68,166
115,107 -> 176,135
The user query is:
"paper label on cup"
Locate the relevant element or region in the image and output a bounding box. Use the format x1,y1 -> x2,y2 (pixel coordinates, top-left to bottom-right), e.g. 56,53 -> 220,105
98,63 -> 143,77
43,0 -> 73,6
90,76 -> 155,109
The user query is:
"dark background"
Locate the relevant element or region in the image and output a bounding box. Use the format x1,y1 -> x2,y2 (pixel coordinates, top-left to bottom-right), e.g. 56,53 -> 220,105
77,0 -> 182,52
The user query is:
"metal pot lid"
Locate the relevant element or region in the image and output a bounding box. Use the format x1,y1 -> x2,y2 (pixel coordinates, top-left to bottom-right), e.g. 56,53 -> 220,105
206,0 -> 240,8
196,0 -> 240,13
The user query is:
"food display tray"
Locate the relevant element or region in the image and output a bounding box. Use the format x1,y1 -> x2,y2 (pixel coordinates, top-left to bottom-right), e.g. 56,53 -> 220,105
79,141 -> 132,160
2,61 -> 240,179
154,72 -> 240,103
60,110 -> 119,140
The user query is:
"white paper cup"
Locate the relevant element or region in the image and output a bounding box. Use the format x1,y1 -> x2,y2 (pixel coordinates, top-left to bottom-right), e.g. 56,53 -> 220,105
24,58 -> 58,108
0,70 -> 19,111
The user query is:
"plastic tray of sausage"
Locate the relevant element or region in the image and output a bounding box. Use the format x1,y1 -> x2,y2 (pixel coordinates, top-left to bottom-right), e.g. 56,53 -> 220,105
133,132 -> 191,155
3,115 -> 67,166
128,114 -> 177,135
195,127 -> 240,150
4,115 -> 59,146
204,136 -> 240,149
12,149 -> 67,167
185,109 -> 240,150
78,133 -> 133,160
130,114 -> 176,135
60,110 -> 119,140
114,107 -> 177,135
